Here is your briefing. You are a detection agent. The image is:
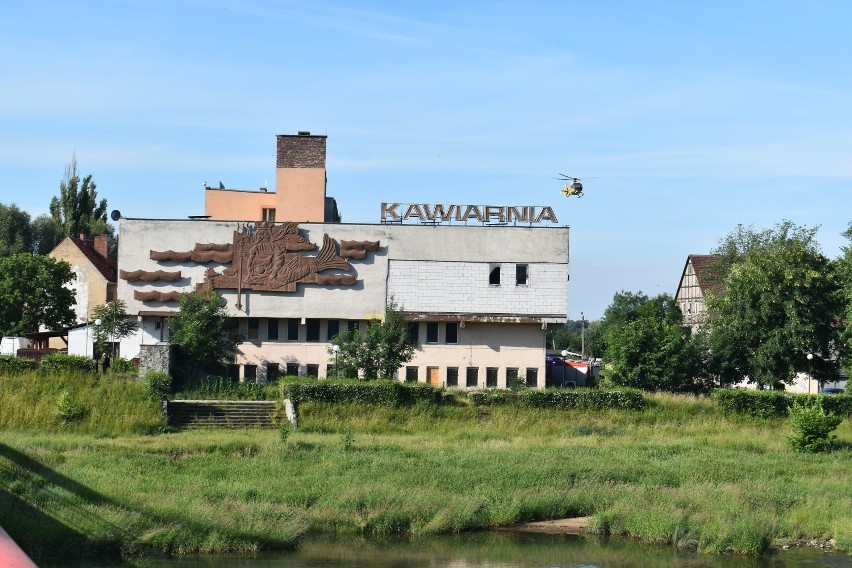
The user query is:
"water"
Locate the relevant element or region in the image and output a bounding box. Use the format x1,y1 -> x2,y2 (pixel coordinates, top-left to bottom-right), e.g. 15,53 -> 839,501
44,532 -> 851,568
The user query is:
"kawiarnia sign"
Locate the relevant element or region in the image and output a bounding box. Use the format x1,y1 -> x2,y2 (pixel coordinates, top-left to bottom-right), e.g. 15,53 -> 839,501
380,203 -> 559,225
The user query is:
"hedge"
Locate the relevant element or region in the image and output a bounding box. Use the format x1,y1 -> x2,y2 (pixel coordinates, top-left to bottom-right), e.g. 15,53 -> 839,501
468,388 -> 645,411
0,355 -> 39,376
712,389 -> 852,418
39,353 -> 98,375
282,380 -> 441,407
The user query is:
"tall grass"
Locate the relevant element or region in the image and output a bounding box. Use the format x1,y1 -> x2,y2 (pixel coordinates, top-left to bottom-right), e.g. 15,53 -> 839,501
0,378 -> 850,560
0,371 -> 164,435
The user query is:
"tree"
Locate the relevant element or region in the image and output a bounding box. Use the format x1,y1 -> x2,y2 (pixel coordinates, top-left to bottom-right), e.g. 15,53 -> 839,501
168,290 -> 242,375
49,156 -> 114,250
0,204 -> 34,257
704,222 -> 844,388
91,300 -> 138,361
31,214 -> 64,254
329,299 -> 418,379
602,292 -> 700,392
0,254 -> 76,339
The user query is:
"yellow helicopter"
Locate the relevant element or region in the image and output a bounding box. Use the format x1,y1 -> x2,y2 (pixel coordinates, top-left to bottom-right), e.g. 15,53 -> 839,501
557,174 -> 584,198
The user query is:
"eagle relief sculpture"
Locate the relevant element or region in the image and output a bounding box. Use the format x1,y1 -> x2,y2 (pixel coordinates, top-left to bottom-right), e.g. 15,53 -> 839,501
204,222 -> 379,294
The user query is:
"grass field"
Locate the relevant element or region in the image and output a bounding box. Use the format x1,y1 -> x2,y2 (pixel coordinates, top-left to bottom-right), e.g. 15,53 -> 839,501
1,374 -> 850,561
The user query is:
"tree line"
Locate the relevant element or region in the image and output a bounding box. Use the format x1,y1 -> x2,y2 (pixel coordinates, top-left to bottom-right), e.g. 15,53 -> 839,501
552,220 -> 852,392
0,157 -> 115,339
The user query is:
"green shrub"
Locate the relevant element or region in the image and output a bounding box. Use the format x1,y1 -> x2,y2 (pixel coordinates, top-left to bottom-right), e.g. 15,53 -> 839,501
465,388 -> 645,411
175,374 -> 271,400
712,389 -> 852,418
788,399 -> 843,453
54,390 -> 88,423
0,355 -> 39,376
40,353 -> 97,375
111,357 -> 137,374
282,380 -> 441,407
143,371 -> 173,400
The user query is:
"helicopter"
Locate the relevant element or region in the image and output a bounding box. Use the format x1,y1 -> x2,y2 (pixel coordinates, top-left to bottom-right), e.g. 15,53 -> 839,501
556,174 -> 584,198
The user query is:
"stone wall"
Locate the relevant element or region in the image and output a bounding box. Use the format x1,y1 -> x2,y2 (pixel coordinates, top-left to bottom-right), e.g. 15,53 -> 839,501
139,343 -> 173,377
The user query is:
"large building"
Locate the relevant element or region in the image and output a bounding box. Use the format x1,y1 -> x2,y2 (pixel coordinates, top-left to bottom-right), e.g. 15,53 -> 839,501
117,133 -> 569,388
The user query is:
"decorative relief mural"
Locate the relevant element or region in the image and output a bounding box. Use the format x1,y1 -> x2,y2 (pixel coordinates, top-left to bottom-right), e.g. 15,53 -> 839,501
133,222 -> 380,307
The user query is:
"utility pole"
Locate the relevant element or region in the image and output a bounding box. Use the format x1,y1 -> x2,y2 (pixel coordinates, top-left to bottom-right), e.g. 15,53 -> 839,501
580,311 -> 585,360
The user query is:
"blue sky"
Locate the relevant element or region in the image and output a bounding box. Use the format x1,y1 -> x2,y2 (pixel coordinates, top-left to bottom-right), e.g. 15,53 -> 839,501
3,1 -> 852,319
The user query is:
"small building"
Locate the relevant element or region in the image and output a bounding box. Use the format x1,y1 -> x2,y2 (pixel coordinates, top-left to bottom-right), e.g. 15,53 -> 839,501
48,234 -> 117,355
674,254 -> 720,332
117,133 -> 569,387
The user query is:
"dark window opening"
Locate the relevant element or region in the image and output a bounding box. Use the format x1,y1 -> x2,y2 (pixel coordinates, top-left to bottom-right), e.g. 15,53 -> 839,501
405,366 -> 418,382
286,363 -> 300,376
446,367 -> 459,387
228,364 -> 240,383
426,322 -> 439,343
306,319 -> 320,342
507,367 -> 519,387
445,322 -> 458,344
287,318 -> 299,341
266,363 -> 280,383
407,322 -> 419,344
348,320 -> 360,334
489,265 -> 501,285
267,318 -> 279,341
247,318 -> 259,340
466,367 -> 478,388
526,367 -> 538,388
306,364 -> 319,377
516,264 -> 528,285
262,208 -> 276,222
327,320 -> 340,341
486,367 -> 498,388
244,364 -> 257,382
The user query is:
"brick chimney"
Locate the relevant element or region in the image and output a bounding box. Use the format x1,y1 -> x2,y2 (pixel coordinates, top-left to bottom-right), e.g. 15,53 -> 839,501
93,234 -> 109,258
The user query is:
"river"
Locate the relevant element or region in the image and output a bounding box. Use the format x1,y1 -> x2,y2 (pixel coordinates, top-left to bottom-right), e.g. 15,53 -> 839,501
44,532 -> 851,567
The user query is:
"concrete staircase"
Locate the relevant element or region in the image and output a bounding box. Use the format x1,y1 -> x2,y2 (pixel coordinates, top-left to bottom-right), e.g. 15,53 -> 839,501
165,400 -> 282,429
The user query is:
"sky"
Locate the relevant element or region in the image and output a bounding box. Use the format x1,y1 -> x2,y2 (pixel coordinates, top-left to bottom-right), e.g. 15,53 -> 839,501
3,0 -> 852,320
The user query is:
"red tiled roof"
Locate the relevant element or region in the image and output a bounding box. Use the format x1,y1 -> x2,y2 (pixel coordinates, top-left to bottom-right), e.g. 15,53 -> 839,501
69,237 -> 117,283
675,254 -> 723,300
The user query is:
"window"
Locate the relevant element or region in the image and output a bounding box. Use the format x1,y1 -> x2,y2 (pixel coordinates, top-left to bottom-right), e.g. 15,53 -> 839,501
228,364 -> 240,383
327,320 -> 340,341
267,318 -> 279,341
262,208 -> 276,222
489,264 -> 501,285
466,367 -> 479,388
405,366 -> 419,382
426,322 -> 439,343
106,283 -> 117,301
287,318 -> 300,341
516,264 -> 528,285
286,363 -> 300,376
244,364 -> 257,382
407,322 -> 419,344
507,367 -> 519,388
486,367 -> 498,388
445,322 -> 458,344
266,363 -> 280,383
526,367 -> 538,388
446,367 -> 459,387
247,318 -> 259,340
306,364 -> 319,377
306,319 -> 320,342
348,320 -> 360,334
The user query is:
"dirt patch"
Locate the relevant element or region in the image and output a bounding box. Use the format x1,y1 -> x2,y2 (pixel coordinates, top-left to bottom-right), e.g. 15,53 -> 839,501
496,516 -> 592,535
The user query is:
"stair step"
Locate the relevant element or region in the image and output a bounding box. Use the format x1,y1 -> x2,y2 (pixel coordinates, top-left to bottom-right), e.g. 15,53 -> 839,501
166,400 -> 281,430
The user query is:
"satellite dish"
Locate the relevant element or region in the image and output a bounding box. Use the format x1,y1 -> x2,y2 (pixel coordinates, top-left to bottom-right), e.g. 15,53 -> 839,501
110,210 -> 122,221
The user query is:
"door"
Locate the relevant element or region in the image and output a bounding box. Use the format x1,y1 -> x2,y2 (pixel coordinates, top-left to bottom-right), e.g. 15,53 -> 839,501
427,367 -> 440,387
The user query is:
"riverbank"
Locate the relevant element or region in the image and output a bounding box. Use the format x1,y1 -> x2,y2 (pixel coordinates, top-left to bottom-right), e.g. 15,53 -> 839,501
1,392 -> 850,562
